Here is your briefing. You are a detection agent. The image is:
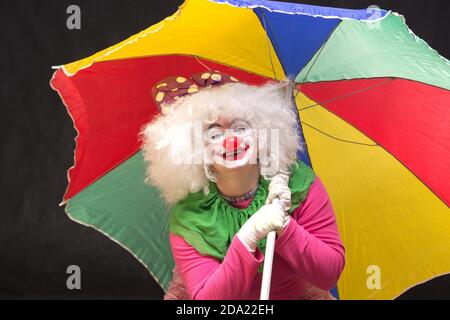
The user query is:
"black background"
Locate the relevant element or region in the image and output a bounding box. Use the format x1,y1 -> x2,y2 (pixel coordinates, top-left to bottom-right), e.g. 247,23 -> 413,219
1,0 -> 449,299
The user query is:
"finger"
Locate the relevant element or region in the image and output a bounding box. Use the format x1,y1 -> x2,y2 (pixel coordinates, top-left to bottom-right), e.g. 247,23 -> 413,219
272,218 -> 284,230
272,201 -> 284,212
281,201 -> 291,209
265,193 -> 276,205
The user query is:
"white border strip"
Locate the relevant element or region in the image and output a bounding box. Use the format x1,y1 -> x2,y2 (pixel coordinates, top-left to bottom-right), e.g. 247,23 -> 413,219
209,0 -> 390,22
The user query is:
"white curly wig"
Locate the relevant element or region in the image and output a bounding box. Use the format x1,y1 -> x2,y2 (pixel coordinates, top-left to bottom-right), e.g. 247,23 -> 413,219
139,80 -> 303,205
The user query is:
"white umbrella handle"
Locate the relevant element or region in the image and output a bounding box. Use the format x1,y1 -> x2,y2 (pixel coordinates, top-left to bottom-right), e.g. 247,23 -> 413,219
260,198 -> 279,300
260,230 -> 276,300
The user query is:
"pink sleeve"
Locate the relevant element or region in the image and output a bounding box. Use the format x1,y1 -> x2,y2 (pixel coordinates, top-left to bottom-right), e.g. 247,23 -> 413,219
275,175 -> 345,290
169,232 -> 264,300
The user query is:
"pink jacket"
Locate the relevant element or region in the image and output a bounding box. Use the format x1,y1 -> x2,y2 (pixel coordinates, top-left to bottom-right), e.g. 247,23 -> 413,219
169,176 -> 345,300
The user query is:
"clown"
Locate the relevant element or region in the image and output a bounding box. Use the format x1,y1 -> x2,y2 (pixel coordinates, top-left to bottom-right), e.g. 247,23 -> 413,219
140,71 -> 345,300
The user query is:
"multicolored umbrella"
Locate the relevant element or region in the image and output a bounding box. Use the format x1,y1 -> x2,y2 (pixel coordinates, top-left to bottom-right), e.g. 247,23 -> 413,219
50,0 -> 450,299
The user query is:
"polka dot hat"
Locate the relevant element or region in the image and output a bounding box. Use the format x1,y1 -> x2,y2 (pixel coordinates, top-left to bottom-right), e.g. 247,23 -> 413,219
151,70 -> 240,114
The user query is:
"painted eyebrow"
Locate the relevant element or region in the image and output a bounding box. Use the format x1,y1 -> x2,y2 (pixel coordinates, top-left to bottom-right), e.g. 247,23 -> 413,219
207,119 -> 244,130
230,119 -> 248,127
207,123 -> 223,130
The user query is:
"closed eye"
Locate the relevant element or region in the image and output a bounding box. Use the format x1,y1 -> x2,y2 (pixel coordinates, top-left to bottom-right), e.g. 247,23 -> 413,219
233,127 -> 247,134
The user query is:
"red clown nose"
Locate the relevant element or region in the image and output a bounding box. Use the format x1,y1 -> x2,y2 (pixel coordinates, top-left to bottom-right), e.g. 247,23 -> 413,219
223,135 -> 239,153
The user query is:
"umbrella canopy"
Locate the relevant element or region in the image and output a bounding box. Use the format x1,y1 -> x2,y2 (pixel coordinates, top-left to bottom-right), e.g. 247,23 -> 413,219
50,0 -> 450,299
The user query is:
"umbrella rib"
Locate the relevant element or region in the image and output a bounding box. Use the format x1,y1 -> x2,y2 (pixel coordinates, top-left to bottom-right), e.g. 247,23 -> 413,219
299,42 -> 328,84
301,88 -> 450,208
260,10 -> 279,80
297,78 -> 394,111
194,55 -> 214,71
295,79 -> 394,147
300,120 -> 379,147
298,21 -> 343,84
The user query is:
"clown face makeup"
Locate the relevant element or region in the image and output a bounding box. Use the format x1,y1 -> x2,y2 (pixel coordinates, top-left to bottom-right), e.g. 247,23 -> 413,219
204,118 -> 258,169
